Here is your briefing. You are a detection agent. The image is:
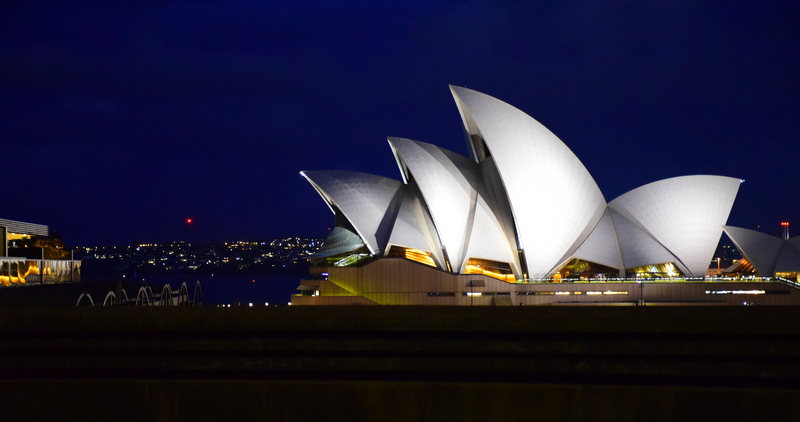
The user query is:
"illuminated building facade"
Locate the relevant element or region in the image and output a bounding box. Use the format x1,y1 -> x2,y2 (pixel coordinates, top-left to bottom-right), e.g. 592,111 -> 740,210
0,218 -> 81,286
293,87 -> 785,306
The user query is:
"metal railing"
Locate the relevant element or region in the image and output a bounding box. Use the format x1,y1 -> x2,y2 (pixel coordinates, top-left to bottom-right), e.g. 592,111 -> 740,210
515,276 -> 782,284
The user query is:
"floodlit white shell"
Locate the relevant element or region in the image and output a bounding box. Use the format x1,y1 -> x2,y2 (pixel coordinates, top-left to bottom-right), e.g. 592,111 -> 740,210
302,87 -> 744,280
389,137 -> 519,274
723,226 -> 796,276
450,86 -> 606,278
384,185 -> 447,269
610,207 -> 681,271
571,208 -> 624,274
300,170 -> 402,255
610,175 -> 741,276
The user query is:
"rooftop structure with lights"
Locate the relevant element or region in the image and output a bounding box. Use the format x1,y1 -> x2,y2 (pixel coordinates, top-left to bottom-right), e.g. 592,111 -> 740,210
294,87 -> 800,306
0,218 -> 81,287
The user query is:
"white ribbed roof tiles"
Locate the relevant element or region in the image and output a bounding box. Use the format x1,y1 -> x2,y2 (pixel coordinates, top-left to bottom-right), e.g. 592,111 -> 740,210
776,240 -> 800,272
609,207 -> 681,271
723,226 -> 800,276
609,176 -> 741,276
389,137 -> 476,272
384,183 -> 446,268
462,182 -> 522,276
571,209 -> 624,274
300,170 -> 402,255
301,86 -> 743,280
450,86 -> 607,278
388,137 -> 519,274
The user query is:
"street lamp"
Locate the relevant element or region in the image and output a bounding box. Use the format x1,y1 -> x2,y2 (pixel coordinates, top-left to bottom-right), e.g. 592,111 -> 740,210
465,279 -> 485,306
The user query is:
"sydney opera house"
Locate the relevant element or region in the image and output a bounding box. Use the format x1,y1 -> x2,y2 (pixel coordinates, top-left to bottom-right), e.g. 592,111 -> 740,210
294,86 -> 800,306
724,225 -> 800,279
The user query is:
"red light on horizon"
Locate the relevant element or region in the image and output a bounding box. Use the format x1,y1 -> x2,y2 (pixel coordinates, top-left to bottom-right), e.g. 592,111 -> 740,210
186,218 -> 193,224
781,222 -> 790,226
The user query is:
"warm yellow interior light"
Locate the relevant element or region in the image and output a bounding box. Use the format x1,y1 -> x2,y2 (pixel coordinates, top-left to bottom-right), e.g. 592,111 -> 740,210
404,249 -> 436,267
464,264 -> 516,282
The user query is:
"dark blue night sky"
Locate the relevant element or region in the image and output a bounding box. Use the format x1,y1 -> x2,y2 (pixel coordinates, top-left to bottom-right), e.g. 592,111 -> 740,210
1,1 -> 798,246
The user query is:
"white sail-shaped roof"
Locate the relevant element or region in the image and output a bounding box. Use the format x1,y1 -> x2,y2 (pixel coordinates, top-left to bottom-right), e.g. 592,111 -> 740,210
385,185 -> 446,269
388,137 -> 476,272
311,226 -> 364,258
610,208 -> 682,271
779,236 -> 800,272
723,226 -> 790,276
302,86 -> 745,281
300,170 -> 402,255
389,137 -> 518,274
571,208 -> 624,274
479,157 -> 519,258
450,86 -> 606,278
610,176 -> 741,276
775,244 -> 800,273
463,186 -> 523,276
788,236 -> 800,256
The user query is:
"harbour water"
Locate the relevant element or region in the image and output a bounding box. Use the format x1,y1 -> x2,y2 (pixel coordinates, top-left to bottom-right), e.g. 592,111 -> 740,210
136,271 -> 306,306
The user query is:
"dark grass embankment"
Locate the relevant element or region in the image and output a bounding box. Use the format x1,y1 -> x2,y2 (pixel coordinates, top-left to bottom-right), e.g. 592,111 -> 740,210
1,306 -> 799,421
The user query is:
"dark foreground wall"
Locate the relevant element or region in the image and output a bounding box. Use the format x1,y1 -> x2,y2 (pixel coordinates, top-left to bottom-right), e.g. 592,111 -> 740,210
1,306 -> 799,421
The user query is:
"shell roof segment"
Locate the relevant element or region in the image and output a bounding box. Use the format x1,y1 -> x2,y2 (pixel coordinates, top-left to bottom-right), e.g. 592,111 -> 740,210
389,137 -> 519,273
723,226 -> 794,276
385,185 -> 446,268
389,137 -> 478,270
609,175 -> 741,276
450,85 -> 607,278
571,208 -> 624,274
300,170 -> 403,255
302,87 -> 743,280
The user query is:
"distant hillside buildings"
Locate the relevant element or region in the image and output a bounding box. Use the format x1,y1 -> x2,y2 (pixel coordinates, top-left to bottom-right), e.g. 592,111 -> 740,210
76,238 -> 323,278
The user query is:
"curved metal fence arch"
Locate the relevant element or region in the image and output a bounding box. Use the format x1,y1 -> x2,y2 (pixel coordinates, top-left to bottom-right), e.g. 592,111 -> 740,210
76,292 -> 94,307
145,286 -> 154,304
193,280 -> 203,305
178,282 -> 189,306
102,291 -> 116,307
135,287 -> 151,306
160,284 -> 172,306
